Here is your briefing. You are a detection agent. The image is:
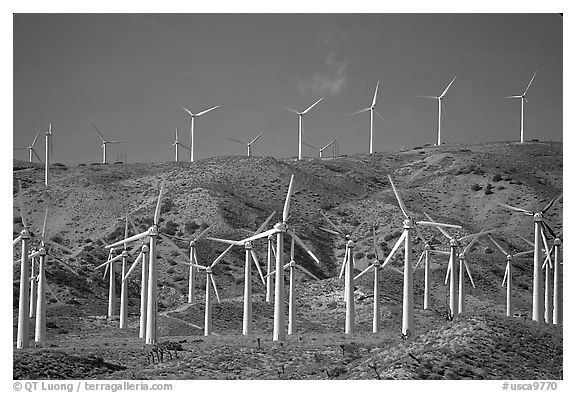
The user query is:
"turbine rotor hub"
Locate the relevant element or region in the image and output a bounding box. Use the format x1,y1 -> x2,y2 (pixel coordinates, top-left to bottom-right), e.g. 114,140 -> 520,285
245,241 -> 253,250
533,212 -> 543,222
20,229 -> 31,239
142,245 -> 149,253
554,238 -> 562,246
39,248 -> 47,256
149,226 -> 159,236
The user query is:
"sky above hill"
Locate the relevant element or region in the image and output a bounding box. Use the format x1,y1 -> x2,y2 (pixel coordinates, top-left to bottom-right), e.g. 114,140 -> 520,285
13,13 -> 563,164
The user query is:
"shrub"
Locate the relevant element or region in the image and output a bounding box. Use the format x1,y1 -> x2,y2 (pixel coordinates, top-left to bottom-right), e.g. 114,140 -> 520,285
492,173 -> 502,182
164,220 -> 178,236
497,186 -> 505,190
161,198 -> 175,214
354,252 -> 365,260
166,268 -> 175,275
13,216 -> 22,224
471,184 -> 482,191
184,221 -> 200,234
484,188 -> 494,195
366,253 -> 376,260
78,163 -> 86,167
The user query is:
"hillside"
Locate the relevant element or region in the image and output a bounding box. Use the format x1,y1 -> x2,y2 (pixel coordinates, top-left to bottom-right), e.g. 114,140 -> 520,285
12,141 -> 563,380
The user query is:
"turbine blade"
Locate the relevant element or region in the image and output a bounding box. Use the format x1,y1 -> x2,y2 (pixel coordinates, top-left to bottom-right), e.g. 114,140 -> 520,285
178,104 -> 194,117
210,244 -> 235,269
239,227 -> 278,244
41,208 -> 48,239
91,124 -> 106,142
416,220 -> 463,230
505,95 -> 523,99
96,253 -> 123,269
288,230 -> 321,264
488,234 -> 510,256
319,226 -> 341,237
105,231 -> 149,249
249,131 -> 264,145
45,283 -> 61,303
429,250 -> 450,256
542,221 -> 557,240
491,201 -> 533,215
178,143 -> 191,151
31,129 -> 42,147
206,237 -> 243,247
13,235 -> 22,246
254,211 -> 277,235
193,225 -> 212,242
523,71 -> 537,95
540,229 -> 553,268
227,137 -> 246,145
195,105 -> 219,117
295,264 -> 320,281
154,180 -> 166,226
542,193 -> 562,214
127,216 -> 140,237
463,260 -> 476,289
417,95 -> 439,100
371,81 -> 380,107
354,263 -> 373,281
302,97 -> 324,114
444,260 -> 451,285
250,250 -> 266,285
381,231 -> 407,269
318,211 -> 346,238
103,262 -> 109,279
388,175 -> 410,219
18,180 -> 28,228
440,76 -> 457,98
35,236 -> 74,254
32,148 -> 43,163
210,274 -> 221,303
374,110 -> 386,121
321,140 -> 335,151
50,254 -> 79,276
350,107 -> 371,116
339,248 -> 348,279
502,263 -> 509,287
281,105 -> 300,115
459,229 -> 495,243
282,175 -> 295,223
123,252 -> 143,282
413,251 -> 425,273
303,141 -> 319,150
513,250 -> 533,258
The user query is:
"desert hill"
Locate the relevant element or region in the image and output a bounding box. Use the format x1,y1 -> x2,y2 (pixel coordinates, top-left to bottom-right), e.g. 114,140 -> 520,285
12,140 -> 563,380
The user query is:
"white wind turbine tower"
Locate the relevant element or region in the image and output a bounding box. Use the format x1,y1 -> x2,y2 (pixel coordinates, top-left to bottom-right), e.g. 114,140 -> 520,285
265,237 -> 320,335
351,81 -> 383,154
282,98 -> 324,160
412,236 -> 451,310
506,71 -> 537,143
492,193 -> 562,323
488,234 -> 533,317
189,254 -> 224,336
419,76 -> 457,145
354,226 -> 404,333
207,211 -> 276,335
122,240 -> 150,338
552,237 -> 562,325
105,180 -> 195,344
14,130 -> 42,163
44,124 -> 53,186
227,131 -> 264,157
162,125 -> 190,162
318,211 -> 376,335
303,139 -> 338,160
237,175 -> 320,341
179,104 -> 220,162
13,181 -> 72,348
91,124 -> 126,164
388,175 -> 462,335
29,209 -> 76,347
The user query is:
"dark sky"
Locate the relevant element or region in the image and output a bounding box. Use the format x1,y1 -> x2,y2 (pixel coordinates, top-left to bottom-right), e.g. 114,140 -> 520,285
13,13 -> 562,164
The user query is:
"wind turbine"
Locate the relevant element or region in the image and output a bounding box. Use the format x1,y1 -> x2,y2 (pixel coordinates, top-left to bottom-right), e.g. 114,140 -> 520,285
318,211 -> 374,335
122,241 -> 150,338
104,180 -> 195,344
179,104 -> 220,162
506,71 -> 537,143
552,237 -> 562,325
388,175 -> 462,335
266,237 -> 320,335
29,209 -> 76,347
412,236 -> 451,310
424,212 -> 494,316
91,124 -> 126,164
44,124 -> 53,186
282,98 -> 324,160
351,81 -> 383,154
237,175 -> 320,341
13,181 -> 71,348
162,125 -> 190,162
354,226 -> 403,333
207,211 -> 276,335
488,235 -> 533,317
227,131 -> 264,157
14,130 -> 42,163
492,193 -> 562,323
419,76 -> 457,145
